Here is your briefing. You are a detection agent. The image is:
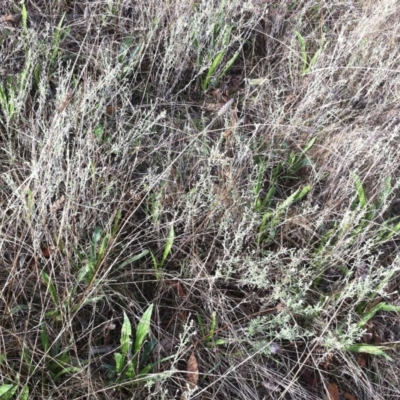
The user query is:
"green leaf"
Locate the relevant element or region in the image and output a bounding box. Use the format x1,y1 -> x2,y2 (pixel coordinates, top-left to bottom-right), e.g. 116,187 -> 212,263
92,226 -> 103,245
21,4 -> 28,31
197,312 -> 205,336
358,302 -> 400,328
41,323 -> 49,352
54,366 -> 82,380
202,51 -> 225,90
134,304 -> 154,355
70,295 -> 104,313
118,36 -> 134,62
98,234 -> 110,259
208,311 -> 217,339
41,271 -> 59,306
220,50 -> 240,79
94,125 -> 104,142
278,185 -> 311,211
112,209 -> 122,235
307,48 -> 321,72
378,175 -> 392,207
138,363 -> 153,375
114,250 -> 149,272
121,312 -> 132,361
354,174 -> 367,208
347,344 -> 393,360
20,386 -> 29,400
140,339 -> 157,369
125,361 -> 135,379
51,13 -> 66,62
0,384 -> 17,399
302,137 -> 316,154
77,261 -> 95,284
160,225 -> 175,268
114,352 -> 123,374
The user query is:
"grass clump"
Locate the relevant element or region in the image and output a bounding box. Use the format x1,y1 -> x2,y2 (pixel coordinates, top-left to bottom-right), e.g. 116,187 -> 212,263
1,1 -> 400,399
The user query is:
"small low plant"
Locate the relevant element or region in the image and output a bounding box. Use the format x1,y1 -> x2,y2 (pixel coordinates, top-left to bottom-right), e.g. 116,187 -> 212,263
107,305 -> 156,385
295,31 -> 323,76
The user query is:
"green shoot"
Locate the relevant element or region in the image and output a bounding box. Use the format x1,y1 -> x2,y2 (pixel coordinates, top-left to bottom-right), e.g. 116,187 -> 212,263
160,224 -> 175,268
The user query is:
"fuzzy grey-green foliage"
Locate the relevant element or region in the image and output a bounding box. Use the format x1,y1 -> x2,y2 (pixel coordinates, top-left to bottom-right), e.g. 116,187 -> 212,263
1,1 -> 400,399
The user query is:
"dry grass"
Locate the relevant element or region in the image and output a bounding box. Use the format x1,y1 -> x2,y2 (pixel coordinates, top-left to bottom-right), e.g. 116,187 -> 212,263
1,0 -> 400,399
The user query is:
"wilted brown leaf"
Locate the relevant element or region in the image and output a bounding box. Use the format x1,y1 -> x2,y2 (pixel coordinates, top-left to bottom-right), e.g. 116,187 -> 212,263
0,14 -> 21,24
326,382 -> 340,400
357,353 -> 368,367
186,353 -> 199,389
343,393 -> 357,400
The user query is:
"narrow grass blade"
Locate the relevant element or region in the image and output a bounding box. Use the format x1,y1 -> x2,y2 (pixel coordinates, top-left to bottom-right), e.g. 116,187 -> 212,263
353,174 -> 367,208
40,324 -> 49,352
112,209 -> 122,235
202,51 -> 225,90
21,4 -> 28,31
358,302 -> 400,328
347,344 -> 393,360
220,50 -> 240,79
41,271 -> 59,306
114,250 -> 149,272
160,225 -> 175,268
278,185 -> 311,211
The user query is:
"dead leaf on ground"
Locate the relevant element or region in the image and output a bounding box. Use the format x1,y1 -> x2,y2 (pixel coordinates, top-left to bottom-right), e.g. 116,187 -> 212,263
357,353 -> 368,367
0,14 -> 21,24
343,393 -> 357,400
326,382 -> 340,400
186,352 -> 199,389
41,246 -> 52,259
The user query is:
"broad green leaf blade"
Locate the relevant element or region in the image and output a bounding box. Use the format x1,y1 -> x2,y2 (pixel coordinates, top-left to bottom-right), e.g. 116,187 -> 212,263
121,312 -> 132,361
134,304 -> 154,355
140,339 -> 157,369
0,385 -> 16,397
160,225 -> 175,268
114,352 -> 123,374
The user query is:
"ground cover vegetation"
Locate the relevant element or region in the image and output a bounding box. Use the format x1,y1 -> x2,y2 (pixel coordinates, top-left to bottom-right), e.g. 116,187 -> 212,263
1,0 -> 400,399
